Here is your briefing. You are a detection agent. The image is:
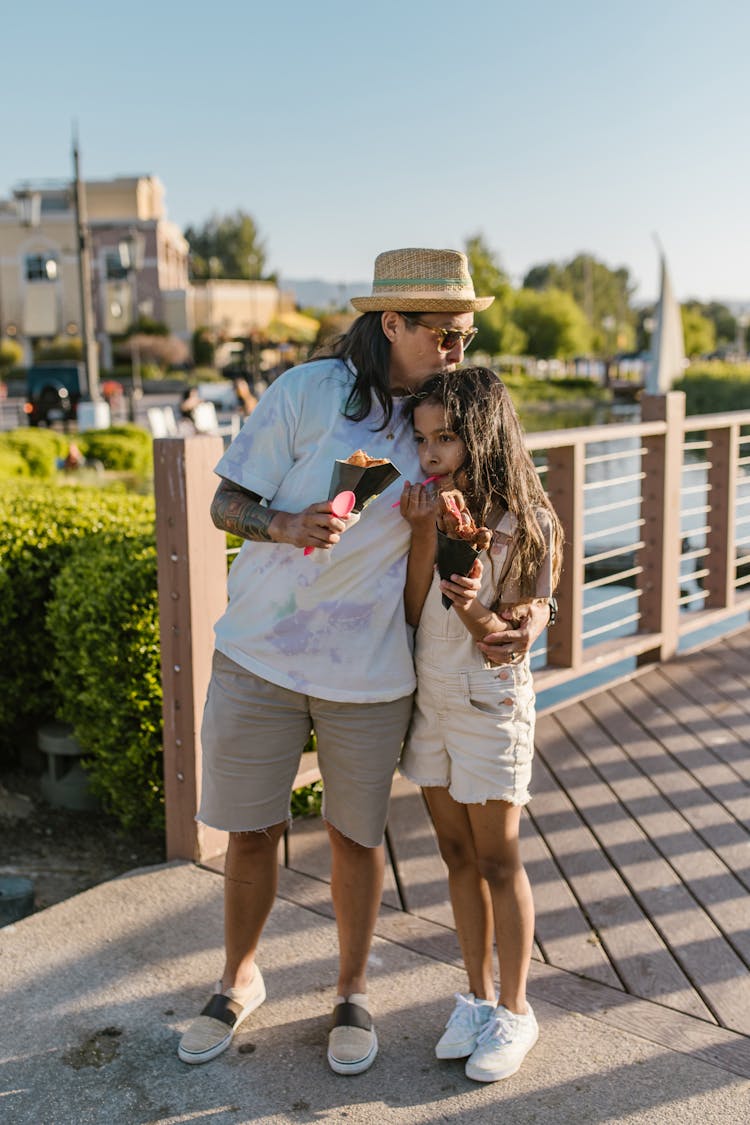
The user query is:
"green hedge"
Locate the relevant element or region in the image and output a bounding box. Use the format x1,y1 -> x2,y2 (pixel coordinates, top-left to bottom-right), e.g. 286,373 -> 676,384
0,429 -> 69,478
0,447 -> 30,478
78,424 -> 153,475
0,482 -> 154,767
675,368 -> 750,415
47,532 -> 163,831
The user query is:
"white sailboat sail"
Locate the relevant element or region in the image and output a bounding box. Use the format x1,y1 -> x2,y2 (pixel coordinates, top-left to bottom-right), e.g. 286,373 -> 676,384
645,253 -> 686,393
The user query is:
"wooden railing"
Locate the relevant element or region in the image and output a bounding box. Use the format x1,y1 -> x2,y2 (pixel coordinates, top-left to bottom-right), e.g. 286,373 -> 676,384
154,391 -> 750,862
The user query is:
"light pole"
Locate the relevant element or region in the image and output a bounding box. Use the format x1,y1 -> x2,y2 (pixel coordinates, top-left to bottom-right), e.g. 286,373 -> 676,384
71,131 -> 101,404
119,232 -> 146,418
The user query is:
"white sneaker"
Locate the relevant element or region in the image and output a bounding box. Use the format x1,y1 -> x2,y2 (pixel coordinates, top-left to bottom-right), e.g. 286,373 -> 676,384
465,1003 -> 539,1082
435,993 -> 496,1059
178,968 -> 266,1064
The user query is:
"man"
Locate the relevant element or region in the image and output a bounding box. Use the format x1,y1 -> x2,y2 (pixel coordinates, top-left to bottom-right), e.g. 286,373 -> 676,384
177,247 -> 549,1075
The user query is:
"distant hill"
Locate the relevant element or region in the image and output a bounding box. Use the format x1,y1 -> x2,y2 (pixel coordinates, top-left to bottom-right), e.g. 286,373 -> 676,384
280,278 -> 368,311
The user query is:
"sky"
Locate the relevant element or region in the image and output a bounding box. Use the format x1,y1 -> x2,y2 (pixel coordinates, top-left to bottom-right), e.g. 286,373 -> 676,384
4,0 -> 749,305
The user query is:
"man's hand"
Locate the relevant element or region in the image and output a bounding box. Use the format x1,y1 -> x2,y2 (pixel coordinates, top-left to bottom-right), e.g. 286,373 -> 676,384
477,599 -> 551,664
271,501 -> 353,550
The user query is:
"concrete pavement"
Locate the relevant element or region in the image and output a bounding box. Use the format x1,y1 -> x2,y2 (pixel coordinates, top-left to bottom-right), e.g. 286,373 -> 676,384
1,862 -> 747,1124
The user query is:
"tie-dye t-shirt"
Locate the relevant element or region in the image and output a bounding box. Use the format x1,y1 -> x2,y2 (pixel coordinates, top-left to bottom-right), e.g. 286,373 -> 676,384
212,357 -> 423,702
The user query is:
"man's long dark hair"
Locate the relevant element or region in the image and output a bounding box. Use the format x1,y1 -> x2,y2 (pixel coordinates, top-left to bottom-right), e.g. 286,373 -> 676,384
315,312 -> 395,430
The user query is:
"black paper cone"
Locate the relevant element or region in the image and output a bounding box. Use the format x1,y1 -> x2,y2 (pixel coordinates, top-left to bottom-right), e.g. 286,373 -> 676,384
436,530 -> 480,609
329,459 -> 401,512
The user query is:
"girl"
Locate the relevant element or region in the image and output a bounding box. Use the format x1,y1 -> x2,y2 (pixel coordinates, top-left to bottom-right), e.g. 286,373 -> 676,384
398,366 -> 562,1083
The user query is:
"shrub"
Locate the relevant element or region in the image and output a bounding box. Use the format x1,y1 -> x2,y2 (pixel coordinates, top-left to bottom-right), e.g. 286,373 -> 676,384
0,447 -> 29,478
0,482 -> 154,764
78,424 -> 153,474
0,337 -> 23,371
0,428 -> 69,478
675,367 -> 750,415
47,532 -> 163,831
34,336 -> 84,362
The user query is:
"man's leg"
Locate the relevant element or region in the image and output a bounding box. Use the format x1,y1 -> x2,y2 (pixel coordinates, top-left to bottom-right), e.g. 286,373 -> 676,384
326,823 -> 384,997
179,653 -> 311,1064
222,823 -> 287,991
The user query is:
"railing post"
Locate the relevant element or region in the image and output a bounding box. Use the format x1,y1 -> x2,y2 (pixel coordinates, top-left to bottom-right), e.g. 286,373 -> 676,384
638,391 -> 685,662
704,423 -> 738,609
154,435 -> 228,862
546,441 -> 584,669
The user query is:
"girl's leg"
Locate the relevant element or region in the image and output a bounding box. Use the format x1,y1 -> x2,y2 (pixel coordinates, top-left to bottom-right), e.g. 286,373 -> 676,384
467,800 -> 534,1014
424,787 -> 495,1001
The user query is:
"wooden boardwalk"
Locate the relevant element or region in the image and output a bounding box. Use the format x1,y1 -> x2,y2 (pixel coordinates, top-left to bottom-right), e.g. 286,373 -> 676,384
206,624 -> 750,1076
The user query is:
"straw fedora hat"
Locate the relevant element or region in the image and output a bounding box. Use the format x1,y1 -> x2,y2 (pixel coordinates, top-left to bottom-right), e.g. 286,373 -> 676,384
351,248 -> 495,313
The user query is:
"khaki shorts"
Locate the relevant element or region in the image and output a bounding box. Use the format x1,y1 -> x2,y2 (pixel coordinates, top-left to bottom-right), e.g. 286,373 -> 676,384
400,657 -> 535,806
198,650 -> 413,848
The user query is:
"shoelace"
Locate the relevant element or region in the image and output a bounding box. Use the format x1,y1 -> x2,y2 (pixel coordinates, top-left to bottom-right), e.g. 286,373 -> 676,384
475,1009 -> 517,1047
445,992 -> 482,1031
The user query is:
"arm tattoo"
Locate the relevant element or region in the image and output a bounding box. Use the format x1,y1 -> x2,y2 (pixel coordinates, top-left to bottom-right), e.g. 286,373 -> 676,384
211,480 -> 277,543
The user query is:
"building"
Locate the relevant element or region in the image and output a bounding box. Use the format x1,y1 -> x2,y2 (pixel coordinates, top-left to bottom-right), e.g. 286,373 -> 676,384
0,174 -> 286,368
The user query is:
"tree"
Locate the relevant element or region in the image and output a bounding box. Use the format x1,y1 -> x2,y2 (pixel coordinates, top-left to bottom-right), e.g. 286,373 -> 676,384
524,253 -> 636,353
681,307 -> 716,358
464,235 -> 524,355
512,288 -> 593,359
683,300 -> 736,348
184,211 -> 268,280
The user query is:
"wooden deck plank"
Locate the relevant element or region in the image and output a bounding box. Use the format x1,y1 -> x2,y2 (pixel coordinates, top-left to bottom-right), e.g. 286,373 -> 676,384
655,661 -> 750,782
616,677 -> 750,831
578,692 -> 750,958
519,814 -> 623,987
550,700 -> 750,1035
528,735 -> 714,1020
635,666 -> 750,789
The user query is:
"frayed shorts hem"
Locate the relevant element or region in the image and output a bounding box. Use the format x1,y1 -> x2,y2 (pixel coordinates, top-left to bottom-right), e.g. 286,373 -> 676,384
322,814 -> 383,850
397,771 -> 531,808
195,812 -> 292,834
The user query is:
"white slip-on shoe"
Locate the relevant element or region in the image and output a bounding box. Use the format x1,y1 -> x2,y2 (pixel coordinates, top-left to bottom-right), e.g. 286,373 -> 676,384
327,994 -> 378,1075
465,1003 -> 539,1082
435,992 -> 496,1059
177,968 -> 266,1064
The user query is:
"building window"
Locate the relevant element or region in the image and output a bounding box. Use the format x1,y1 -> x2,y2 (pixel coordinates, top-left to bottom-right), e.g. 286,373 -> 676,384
25,252 -> 58,282
105,251 -> 129,280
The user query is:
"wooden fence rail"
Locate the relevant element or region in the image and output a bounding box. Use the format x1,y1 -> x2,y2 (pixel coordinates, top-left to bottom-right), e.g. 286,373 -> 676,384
154,391 -> 750,862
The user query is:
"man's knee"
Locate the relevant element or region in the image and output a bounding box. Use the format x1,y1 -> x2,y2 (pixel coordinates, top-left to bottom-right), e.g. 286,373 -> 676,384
229,823 -> 287,857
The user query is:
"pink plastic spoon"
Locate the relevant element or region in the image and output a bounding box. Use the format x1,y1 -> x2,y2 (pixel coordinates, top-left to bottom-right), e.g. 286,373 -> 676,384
304,489 -> 357,555
391,475 -> 440,506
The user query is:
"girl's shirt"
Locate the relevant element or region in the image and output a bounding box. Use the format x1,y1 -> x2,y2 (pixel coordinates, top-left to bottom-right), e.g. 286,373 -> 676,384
212,358 -> 423,703
414,509 -> 554,672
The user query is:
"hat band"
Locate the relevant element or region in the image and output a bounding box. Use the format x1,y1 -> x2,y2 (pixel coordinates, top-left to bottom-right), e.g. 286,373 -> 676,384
373,276 -> 469,288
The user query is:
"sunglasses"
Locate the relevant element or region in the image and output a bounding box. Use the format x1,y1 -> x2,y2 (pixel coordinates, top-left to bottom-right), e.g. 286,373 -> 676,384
401,314 -> 478,352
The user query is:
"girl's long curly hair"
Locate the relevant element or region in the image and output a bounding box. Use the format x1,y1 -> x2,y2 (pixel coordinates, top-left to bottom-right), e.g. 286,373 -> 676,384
410,366 -> 563,598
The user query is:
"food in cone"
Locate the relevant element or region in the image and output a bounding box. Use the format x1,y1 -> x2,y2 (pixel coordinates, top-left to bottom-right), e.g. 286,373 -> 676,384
438,490 -> 492,550
345,449 -> 390,467
328,450 -> 401,512
436,491 -> 491,609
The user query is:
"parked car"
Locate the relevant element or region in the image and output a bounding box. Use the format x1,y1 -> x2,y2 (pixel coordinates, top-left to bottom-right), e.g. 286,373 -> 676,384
24,362 -> 88,426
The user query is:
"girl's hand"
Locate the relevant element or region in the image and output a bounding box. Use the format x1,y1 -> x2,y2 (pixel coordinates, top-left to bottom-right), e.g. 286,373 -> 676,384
399,481 -> 437,531
439,557 -> 483,610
